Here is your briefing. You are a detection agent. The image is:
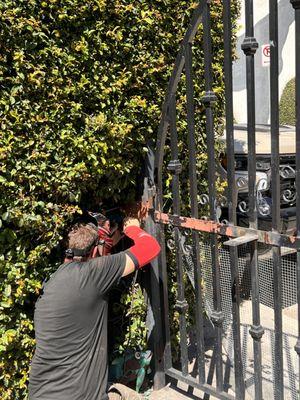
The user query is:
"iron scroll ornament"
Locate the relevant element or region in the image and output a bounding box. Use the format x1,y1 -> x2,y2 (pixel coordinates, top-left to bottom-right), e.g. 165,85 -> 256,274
195,177 -> 272,222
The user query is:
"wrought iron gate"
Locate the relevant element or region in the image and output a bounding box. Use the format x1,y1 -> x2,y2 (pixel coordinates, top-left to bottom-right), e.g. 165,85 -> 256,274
147,1 -> 300,399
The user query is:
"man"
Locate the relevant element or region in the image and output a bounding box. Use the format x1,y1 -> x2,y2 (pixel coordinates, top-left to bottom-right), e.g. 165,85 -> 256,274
28,217 -> 161,400
89,212 -> 115,256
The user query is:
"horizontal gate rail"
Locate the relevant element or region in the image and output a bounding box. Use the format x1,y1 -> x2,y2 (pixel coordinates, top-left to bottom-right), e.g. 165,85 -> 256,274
154,211 -> 300,249
165,368 -> 235,400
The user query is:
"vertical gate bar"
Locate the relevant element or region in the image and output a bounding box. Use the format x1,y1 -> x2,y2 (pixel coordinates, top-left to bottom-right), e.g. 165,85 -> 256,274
202,1 -> 224,392
243,1 -> 257,229
223,0 -> 236,227
269,1 -> 284,399
155,200 -> 173,371
156,138 -> 173,374
223,0 -> 245,398
290,0 -> 300,396
241,1 -> 264,400
146,212 -> 166,389
168,94 -> 189,376
184,42 -> 206,384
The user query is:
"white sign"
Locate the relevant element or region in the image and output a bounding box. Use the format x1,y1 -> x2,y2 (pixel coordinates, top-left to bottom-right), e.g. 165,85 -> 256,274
262,44 -> 270,67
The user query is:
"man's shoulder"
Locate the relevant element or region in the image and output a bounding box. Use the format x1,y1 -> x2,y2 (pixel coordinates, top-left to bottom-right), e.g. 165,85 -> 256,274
45,261 -> 84,285
89,252 -> 126,267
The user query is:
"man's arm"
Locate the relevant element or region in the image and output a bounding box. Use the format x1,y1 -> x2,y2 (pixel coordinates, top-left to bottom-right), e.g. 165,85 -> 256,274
123,254 -> 137,277
122,218 -> 161,277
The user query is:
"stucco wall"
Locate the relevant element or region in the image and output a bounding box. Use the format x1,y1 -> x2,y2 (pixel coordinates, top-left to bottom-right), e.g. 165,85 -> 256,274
233,0 -> 295,124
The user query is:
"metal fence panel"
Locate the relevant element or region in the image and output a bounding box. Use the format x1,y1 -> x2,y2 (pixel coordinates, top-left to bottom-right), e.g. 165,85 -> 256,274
149,1 -> 300,399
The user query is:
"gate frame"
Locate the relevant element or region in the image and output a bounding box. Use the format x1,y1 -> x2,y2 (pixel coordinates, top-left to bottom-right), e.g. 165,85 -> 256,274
148,1 -> 300,399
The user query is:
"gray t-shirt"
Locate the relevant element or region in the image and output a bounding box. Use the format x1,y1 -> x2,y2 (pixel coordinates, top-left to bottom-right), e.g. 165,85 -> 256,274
29,252 -> 126,400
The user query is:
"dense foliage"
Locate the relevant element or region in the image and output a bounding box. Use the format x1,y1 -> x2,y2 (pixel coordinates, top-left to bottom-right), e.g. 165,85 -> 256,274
279,77 -> 296,126
0,0 -> 239,398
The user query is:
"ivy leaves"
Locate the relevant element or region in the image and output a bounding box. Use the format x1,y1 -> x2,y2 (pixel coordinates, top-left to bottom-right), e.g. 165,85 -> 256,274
0,0 -> 240,398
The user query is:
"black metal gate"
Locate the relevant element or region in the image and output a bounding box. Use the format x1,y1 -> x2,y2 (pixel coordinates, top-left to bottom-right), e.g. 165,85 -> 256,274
147,1 -> 300,399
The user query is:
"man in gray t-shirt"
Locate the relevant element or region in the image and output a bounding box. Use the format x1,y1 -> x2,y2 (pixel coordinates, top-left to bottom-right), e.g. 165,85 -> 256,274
29,219 -> 160,400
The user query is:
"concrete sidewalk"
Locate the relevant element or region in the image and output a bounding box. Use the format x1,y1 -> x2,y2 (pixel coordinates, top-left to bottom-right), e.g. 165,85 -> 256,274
147,383 -> 225,400
148,384 -> 200,399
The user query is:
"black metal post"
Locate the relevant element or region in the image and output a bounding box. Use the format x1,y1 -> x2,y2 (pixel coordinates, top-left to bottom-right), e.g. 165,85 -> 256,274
223,0 -> 245,398
241,1 -> 264,399
202,1 -> 224,392
154,184 -> 173,374
185,42 -> 206,385
145,209 -> 166,390
290,1 -> 300,397
269,1 -> 284,399
167,94 -> 189,376
157,220 -> 173,372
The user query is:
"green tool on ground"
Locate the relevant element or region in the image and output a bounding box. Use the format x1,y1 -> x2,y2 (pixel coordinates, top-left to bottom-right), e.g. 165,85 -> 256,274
109,349 -> 152,393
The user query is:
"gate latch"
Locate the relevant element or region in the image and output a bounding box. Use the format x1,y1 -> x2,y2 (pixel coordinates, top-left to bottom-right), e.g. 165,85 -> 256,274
224,234 -> 258,247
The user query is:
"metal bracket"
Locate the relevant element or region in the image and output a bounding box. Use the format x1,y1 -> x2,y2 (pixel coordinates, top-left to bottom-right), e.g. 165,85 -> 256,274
223,234 -> 258,247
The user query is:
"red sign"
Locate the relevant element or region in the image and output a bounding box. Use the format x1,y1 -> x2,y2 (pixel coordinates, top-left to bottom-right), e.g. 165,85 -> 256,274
262,44 -> 271,66
263,45 -> 270,57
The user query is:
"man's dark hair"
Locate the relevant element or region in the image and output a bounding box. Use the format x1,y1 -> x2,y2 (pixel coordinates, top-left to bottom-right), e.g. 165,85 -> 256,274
66,223 -> 99,260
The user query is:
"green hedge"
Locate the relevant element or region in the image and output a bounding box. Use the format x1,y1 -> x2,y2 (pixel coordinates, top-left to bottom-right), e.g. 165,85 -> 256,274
279,77 -> 296,126
0,1 -> 240,398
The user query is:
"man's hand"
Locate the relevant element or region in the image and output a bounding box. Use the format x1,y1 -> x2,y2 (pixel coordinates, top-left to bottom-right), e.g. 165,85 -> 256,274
123,217 -> 140,230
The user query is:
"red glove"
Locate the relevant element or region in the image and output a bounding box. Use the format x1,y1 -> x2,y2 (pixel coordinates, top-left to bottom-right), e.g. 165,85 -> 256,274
124,226 -> 161,269
98,227 -> 113,255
